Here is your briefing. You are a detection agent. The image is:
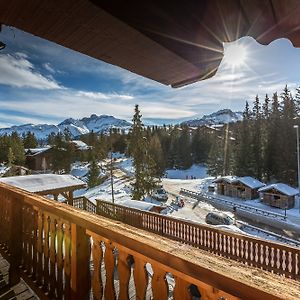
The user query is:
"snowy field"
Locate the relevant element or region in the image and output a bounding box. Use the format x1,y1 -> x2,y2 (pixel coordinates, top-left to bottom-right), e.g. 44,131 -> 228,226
71,156 -> 300,244
165,164 -> 207,179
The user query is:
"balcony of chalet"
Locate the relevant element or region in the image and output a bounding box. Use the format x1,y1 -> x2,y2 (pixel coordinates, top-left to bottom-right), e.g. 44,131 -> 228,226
1,0 -> 300,299
0,181 -> 300,300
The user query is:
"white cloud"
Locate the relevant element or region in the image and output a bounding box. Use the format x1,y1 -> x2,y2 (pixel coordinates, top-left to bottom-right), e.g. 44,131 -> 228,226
77,91 -> 134,100
43,62 -> 55,74
0,54 -> 62,89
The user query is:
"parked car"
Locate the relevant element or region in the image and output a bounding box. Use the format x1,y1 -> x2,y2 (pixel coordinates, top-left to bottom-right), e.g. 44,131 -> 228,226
152,187 -> 168,202
205,212 -> 234,226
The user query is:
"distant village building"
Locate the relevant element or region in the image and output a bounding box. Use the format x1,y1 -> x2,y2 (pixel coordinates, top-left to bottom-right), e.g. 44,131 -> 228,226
1,165 -> 30,177
214,176 -> 264,200
213,176 -> 237,197
258,183 -> 298,209
70,140 -> 91,151
25,147 -> 53,171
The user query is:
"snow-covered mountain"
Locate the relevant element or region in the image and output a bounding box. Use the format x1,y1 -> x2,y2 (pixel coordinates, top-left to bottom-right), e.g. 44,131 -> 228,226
0,115 -> 131,140
182,109 -> 243,126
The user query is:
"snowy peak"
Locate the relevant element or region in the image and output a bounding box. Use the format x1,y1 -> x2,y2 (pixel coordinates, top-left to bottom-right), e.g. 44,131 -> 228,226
182,109 -> 243,126
0,114 -> 131,140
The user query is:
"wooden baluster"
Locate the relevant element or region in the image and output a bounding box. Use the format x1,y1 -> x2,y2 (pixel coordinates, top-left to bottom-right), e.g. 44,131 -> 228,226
22,206 -> 28,272
91,237 -> 103,300
43,214 -> 50,293
26,207 -> 34,276
56,220 -> 64,299
49,216 -> 57,297
118,250 -> 131,300
32,209 -> 38,281
104,241 -> 116,300
36,210 -> 44,287
173,276 -> 191,300
71,223 -> 90,300
133,258 -> 148,300
151,264 -> 168,300
8,194 -> 23,286
64,222 -> 72,299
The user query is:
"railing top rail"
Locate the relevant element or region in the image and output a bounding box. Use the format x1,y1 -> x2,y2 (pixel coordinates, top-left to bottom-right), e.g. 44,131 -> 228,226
1,182 -> 300,299
96,198 -> 300,252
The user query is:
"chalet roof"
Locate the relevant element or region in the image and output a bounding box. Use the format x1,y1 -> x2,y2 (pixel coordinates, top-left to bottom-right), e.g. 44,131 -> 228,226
71,140 -> 90,151
258,183 -> 299,197
120,200 -> 162,212
0,174 -> 86,194
25,147 -> 52,156
213,176 -> 237,184
233,176 -> 265,189
2,1 -> 300,87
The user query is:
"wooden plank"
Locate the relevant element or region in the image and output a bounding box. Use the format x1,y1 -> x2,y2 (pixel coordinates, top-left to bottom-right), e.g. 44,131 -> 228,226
70,223 -> 90,300
8,195 -> 23,286
91,238 -> 103,300
173,276 -> 191,300
118,250 -> 131,300
133,258 -> 147,300
151,264 -> 168,300
56,219 -> 64,299
103,241 -> 116,300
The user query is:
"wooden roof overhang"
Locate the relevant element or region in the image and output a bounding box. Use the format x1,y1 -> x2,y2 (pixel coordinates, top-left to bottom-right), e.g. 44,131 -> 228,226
1,1 -> 300,87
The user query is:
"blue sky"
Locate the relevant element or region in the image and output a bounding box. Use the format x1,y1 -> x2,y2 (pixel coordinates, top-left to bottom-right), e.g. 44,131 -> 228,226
1,26 -> 300,127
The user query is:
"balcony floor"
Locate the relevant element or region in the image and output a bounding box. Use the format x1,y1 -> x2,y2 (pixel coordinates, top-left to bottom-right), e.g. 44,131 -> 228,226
0,255 -> 38,300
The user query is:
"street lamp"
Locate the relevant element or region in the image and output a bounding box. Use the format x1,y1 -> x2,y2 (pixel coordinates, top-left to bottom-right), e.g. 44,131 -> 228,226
293,125 -> 300,212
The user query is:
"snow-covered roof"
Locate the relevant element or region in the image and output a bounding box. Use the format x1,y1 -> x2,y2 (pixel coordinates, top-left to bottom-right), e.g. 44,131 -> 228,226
25,147 -> 52,156
258,183 -> 299,197
213,176 -> 237,184
0,166 -> 10,177
71,140 -> 90,150
0,174 -> 86,193
233,176 -> 265,189
120,200 -> 160,211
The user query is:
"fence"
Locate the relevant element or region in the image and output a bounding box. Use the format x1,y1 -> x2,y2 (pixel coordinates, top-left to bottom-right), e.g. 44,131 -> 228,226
73,196 -> 97,214
180,188 -> 287,221
96,199 -> 300,280
0,182 -> 259,300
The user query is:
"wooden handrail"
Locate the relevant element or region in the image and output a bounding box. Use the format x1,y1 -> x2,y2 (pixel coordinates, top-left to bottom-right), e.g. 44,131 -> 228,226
96,199 -> 300,280
1,182 -> 300,300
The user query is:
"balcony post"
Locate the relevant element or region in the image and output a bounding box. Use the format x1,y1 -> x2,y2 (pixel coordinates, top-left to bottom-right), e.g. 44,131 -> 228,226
71,223 -> 90,300
8,193 -> 23,286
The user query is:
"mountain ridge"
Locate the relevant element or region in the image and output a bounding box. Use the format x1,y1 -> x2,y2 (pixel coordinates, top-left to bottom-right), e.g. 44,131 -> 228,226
0,114 -> 131,140
182,109 -> 243,126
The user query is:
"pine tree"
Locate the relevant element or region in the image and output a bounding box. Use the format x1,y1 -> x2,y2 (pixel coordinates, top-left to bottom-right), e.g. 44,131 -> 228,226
251,95 -> 263,178
7,147 -> 15,166
23,132 -> 38,149
87,159 -> 100,188
234,101 -> 254,176
129,105 -> 158,200
129,105 -> 147,200
207,134 -> 224,176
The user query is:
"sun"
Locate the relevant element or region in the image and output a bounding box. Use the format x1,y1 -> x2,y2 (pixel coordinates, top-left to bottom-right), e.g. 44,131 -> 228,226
223,42 -> 248,68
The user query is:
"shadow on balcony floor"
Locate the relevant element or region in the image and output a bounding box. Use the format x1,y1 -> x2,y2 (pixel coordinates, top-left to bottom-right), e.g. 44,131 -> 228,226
0,254 -> 38,300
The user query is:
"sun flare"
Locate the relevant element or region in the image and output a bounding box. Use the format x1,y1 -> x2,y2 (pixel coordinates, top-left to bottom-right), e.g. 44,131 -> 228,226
223,43 -> 248,68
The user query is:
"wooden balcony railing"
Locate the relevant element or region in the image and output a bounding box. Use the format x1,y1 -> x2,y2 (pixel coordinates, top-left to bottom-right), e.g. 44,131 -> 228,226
1,182 -> 300,300
96,199 -> 300,280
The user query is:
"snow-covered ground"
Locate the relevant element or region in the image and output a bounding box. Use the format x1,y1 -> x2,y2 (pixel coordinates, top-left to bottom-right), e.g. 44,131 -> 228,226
71,157 -> 299,244
165,164 -> 207,179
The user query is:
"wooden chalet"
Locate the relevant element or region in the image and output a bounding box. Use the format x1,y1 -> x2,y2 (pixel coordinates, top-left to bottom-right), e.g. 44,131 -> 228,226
0,174 -> 86,204
213,176 -> 237,197
258,183 -> 298,209
25,147 -> 53,171
2,0 -> 300,298
214,176 -> 264,200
